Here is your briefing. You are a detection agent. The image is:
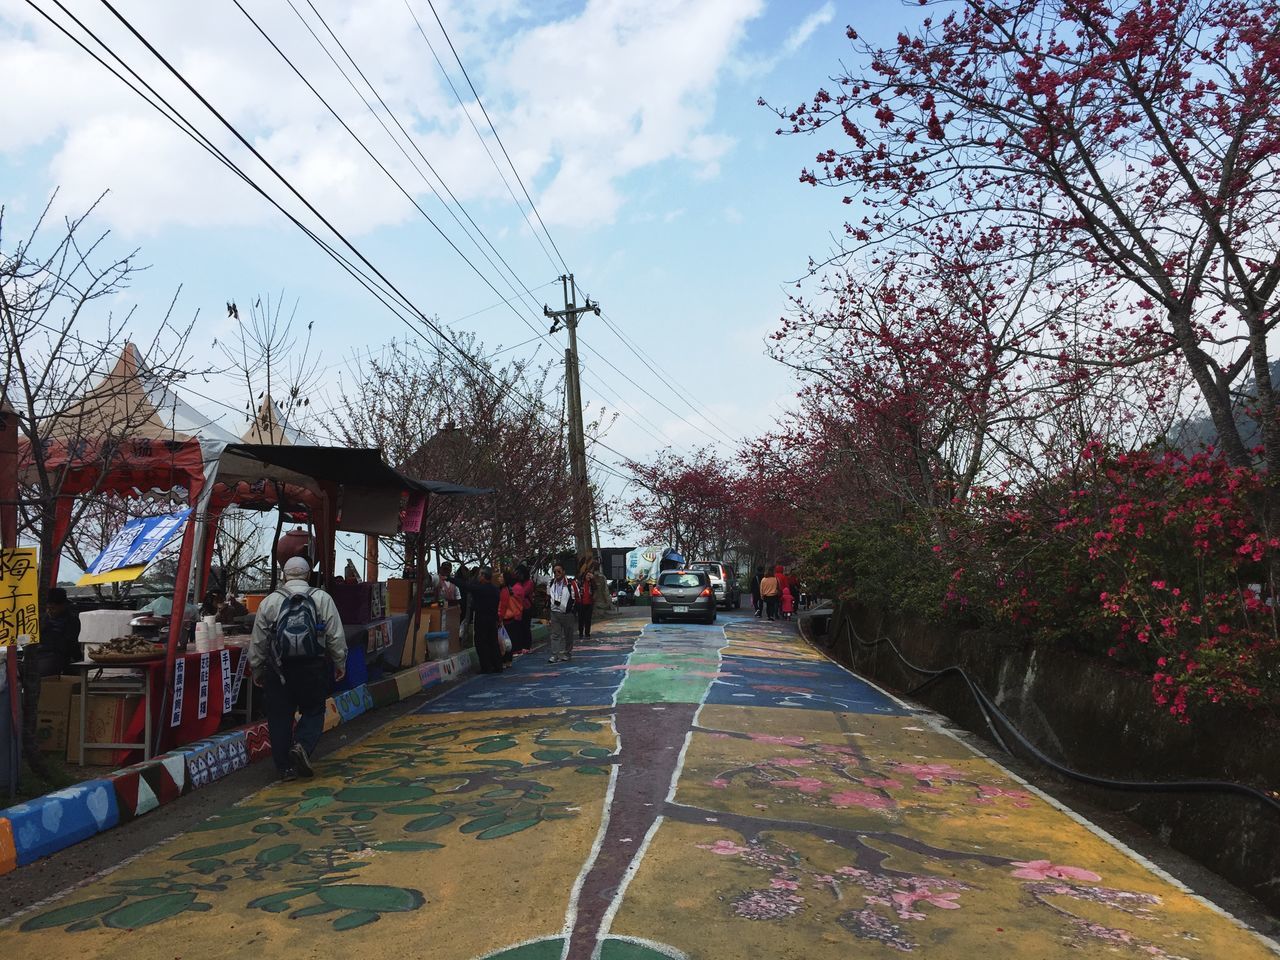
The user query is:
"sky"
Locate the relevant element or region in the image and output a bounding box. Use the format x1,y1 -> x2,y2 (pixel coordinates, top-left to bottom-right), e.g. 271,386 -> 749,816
0,0 -> 919,556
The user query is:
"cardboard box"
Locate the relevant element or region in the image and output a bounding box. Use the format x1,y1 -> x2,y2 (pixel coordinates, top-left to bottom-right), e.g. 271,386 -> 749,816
36,676 -> 79,754
387,579 -> 414,614
427,604 -> 442,633
66,693 -> 143,766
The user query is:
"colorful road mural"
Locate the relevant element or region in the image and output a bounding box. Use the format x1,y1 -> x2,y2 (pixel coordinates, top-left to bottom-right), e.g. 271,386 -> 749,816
1,614 -> 1275,959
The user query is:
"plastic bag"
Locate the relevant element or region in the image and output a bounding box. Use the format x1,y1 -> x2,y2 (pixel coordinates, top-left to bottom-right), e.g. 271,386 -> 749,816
498,624 -> 513,654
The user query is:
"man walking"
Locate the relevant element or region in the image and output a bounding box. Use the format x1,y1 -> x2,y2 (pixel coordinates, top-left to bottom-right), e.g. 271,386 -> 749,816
547,564 -> 576,663
750,566 -> 765,618
251,557 -> 346,780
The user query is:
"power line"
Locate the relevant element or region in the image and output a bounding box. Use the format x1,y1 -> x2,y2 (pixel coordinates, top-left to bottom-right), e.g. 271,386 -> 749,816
43,0 -> 641,498
281,0 -> 557,346
231,0 -> 557,366
402,0 -> 562,275
262,2 -> 731,461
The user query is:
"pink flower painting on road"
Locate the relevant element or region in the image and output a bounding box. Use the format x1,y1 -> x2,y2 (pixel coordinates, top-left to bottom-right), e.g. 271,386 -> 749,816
892,761 -> 963,782
697,839 -> 749,856
772,777 -> 826,794
829,790 -> 892,810
1010,860 -> 1102,883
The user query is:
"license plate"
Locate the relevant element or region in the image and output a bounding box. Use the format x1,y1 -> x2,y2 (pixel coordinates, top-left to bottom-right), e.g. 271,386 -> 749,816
673,605 -> 689,613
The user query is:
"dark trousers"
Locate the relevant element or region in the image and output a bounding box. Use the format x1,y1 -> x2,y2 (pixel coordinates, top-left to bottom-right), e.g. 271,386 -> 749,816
577,603 -> 594,638
475,619 -> 503,673
264,658 -> 329,773
764,597 -> 779,620
515,611 -> 534,652
752,592 -> 762,616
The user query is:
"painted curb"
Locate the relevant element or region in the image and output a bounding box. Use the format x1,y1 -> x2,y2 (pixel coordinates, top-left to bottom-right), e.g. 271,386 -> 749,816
0,648 -> 477,876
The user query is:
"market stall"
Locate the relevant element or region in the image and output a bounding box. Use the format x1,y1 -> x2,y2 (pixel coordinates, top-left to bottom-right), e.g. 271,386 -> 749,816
19,343 -> 492,761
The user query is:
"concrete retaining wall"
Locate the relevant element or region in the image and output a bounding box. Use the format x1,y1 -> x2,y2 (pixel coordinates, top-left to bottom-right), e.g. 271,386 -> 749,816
815,604 -> 1280,914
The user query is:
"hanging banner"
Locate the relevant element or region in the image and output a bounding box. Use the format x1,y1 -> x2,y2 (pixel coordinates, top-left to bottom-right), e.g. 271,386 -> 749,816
0,548 -> 40,647
80,509 -> 191,585
170,657 -> 186,727
197,652 -> 211,720
401,492 -> 427,533
229,648 -> 248,710
220,648 -> 233,714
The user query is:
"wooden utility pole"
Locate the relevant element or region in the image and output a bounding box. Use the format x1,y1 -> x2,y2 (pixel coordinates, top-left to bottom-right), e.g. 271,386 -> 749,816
545,275 -> 599,566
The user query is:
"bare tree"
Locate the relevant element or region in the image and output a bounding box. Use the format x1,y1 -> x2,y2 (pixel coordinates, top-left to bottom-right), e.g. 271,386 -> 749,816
0,194 -> 206,588
218,292 -> 321,443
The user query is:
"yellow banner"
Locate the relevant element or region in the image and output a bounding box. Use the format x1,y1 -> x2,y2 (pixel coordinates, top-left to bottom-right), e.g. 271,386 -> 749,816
76,564 -> 148,587
0,547 -> 40,646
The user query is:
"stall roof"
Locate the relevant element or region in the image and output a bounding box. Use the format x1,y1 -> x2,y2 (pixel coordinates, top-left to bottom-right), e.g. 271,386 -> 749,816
241,394 -> 312,446
47,342 -> 239,444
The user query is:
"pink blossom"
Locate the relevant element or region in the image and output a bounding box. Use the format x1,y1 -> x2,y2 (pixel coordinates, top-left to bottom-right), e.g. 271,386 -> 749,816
770,878 -> 800,890
770,757 -> 815,767
1010,859 -> 1101,882
748,733 -> 806,745
708,778 -> 730,789
893,761 -> 962,781
697,839 -> 748,856
772,777 -> 826,794
830,790 -> 891,810
974,785 -> 1032,807
891,888 -> 962,916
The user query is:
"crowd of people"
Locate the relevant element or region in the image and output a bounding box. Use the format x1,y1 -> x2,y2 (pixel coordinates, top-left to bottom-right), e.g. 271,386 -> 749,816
433,557 -> 601,675
750,565 -> 811,622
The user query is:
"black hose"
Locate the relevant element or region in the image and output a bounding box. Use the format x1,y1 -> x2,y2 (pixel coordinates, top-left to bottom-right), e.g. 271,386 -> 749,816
834,618 -> 1280,818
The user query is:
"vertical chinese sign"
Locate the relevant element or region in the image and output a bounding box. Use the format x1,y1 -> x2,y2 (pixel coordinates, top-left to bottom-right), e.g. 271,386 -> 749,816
0,548 -> 39,647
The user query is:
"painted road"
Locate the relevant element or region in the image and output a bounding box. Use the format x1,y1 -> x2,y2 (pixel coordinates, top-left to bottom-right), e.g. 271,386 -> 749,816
1,614 -> 1275,959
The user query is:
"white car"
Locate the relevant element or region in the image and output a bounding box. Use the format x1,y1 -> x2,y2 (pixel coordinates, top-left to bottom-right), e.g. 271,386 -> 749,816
689,561 -> 740,610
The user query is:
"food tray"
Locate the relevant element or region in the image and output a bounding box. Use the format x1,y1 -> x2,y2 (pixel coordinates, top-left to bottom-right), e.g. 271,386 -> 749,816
88,649 -> 166,663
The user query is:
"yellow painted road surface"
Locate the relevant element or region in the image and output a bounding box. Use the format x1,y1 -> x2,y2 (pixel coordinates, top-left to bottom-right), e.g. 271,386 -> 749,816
2,615 -> 1274,959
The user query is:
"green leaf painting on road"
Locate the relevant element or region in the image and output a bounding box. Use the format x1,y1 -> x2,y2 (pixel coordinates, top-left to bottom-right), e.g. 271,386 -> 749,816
18,707 -> 614,935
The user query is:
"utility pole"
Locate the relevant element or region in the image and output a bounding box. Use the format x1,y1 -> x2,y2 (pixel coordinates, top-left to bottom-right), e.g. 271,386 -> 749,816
545,275 -> 599,569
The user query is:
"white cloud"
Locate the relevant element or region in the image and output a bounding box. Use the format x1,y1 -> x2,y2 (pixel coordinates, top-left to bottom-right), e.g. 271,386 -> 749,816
732,1 -> 837,78
782,1 -> 836,56
0,0 -> 763,236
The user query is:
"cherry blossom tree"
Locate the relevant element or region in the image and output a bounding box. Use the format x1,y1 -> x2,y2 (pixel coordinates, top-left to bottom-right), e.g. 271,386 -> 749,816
770,0 -> 1280,473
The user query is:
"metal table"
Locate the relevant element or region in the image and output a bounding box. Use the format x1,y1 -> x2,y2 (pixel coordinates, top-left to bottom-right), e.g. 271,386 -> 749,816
71,658 -> 159,765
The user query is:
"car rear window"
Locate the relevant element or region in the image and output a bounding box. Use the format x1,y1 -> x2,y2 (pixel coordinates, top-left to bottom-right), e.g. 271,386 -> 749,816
691,563 -> 722,576
659,573 -> 706,588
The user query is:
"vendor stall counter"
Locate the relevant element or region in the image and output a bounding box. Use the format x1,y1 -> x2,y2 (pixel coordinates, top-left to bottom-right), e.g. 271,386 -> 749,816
71,646 -> 252,764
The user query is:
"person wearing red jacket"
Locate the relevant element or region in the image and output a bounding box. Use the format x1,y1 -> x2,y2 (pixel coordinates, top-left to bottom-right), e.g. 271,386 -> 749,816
574,570 -> 595,640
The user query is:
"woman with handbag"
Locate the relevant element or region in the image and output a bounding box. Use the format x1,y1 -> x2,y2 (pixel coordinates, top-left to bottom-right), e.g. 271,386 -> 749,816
499,570 -> 522,663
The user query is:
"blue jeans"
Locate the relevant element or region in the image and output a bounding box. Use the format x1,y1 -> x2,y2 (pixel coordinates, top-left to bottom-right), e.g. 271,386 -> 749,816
264,658 -> 329,772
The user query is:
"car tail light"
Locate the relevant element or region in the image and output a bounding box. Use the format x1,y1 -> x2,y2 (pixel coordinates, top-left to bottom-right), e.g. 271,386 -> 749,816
700,587 -> 712,597
651,587 -> 662,598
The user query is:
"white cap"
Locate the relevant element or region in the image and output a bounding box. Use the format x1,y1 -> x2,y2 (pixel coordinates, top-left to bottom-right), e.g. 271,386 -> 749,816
283,556 -> 311,580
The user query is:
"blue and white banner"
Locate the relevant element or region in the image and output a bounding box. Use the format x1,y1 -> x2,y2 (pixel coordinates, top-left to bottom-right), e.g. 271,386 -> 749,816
85,508 -> 192,577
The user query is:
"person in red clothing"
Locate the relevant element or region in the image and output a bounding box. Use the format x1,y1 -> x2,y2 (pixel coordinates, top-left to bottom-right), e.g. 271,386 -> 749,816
575,560 -> 596,639
512,564 -> 534,654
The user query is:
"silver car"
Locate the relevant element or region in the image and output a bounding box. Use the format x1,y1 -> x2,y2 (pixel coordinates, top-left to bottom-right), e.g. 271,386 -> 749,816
650,570 -> 717,624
